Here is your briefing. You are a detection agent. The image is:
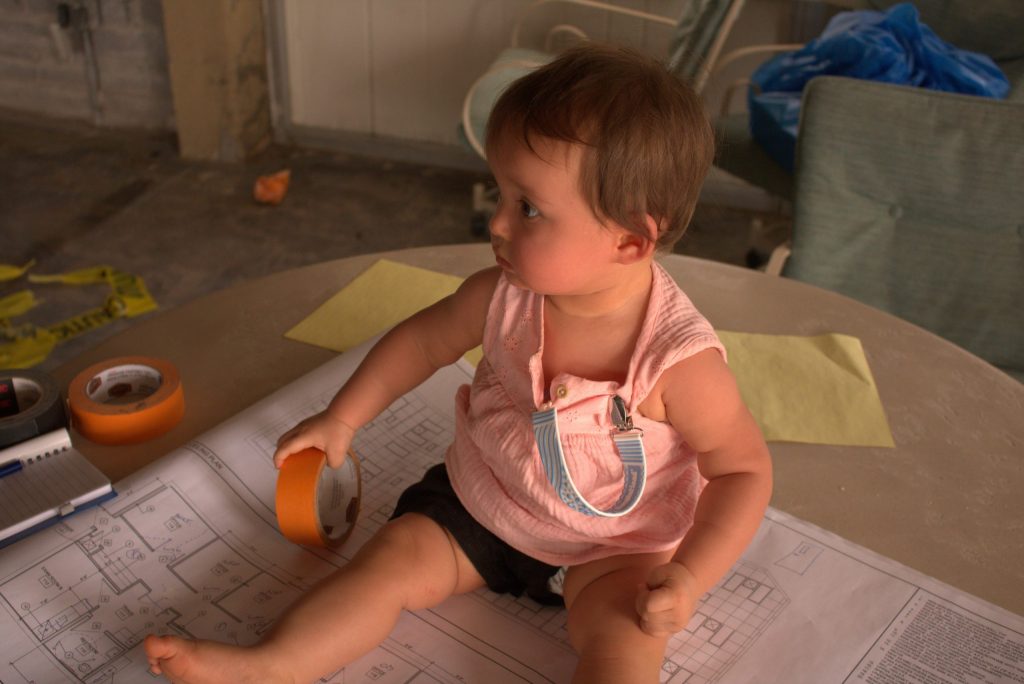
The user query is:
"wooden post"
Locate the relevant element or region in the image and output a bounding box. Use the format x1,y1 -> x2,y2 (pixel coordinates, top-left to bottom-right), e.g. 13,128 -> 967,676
160,0 -> 271,161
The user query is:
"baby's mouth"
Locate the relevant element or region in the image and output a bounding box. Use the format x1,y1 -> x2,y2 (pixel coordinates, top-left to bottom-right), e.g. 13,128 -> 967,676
491,242 -> 512,269
493,252 -> 513,270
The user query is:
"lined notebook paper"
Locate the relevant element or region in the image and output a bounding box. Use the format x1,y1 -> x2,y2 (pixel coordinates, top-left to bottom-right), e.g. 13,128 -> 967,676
0,428 -> 115,547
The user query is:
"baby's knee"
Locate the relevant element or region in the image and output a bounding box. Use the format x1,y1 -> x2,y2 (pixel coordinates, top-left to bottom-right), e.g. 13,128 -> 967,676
567,605 -> 667,684
370,513 -> 447,563
568,605 -> 666,657
355,514 -> 465,606
566,572 -> 668,659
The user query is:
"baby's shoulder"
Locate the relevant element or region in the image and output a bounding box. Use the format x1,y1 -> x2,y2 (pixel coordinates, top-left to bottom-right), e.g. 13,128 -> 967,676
454,267 -> 502,308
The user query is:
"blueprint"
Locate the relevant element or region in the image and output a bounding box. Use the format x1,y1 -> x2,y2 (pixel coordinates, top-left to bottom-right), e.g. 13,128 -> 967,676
1,340 -> 1022,683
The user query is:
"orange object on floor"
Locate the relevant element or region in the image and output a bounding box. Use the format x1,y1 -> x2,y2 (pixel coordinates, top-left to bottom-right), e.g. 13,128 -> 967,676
253,169 -> 291,205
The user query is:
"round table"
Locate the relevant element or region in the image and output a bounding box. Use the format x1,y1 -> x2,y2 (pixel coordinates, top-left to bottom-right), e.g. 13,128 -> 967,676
54,243 -> 1024,615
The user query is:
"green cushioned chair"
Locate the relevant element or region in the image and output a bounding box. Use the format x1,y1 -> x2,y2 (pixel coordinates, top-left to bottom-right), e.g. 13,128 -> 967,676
712,0 -> 1024,205
779,76 -> 1024,381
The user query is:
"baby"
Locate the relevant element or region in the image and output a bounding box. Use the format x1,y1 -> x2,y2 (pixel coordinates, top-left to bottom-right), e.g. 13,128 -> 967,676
145,43 -> 772,684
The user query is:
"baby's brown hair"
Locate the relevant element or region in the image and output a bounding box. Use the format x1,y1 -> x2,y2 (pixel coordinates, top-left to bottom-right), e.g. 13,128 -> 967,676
486,43 -> 714,251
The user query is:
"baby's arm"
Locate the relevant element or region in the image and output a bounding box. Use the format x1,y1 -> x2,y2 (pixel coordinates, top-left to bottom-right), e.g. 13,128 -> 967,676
635,348 -> 772,636
274,267 -> 500,468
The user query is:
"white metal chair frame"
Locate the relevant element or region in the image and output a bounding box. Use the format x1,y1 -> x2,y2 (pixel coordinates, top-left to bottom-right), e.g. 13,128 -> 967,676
461,0 -> 745,231
710,43 -> 805,117
461,0 -> 743,159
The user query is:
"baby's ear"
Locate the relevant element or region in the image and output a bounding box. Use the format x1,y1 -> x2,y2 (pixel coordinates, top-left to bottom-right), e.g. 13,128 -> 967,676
614,215 -> 658,263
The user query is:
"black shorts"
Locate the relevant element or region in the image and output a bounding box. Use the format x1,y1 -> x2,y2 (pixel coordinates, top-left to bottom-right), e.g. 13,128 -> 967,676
390,463 -> 563,606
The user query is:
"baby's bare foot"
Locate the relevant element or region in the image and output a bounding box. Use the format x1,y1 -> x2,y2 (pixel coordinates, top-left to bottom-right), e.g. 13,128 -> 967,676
144,634 -> 293,684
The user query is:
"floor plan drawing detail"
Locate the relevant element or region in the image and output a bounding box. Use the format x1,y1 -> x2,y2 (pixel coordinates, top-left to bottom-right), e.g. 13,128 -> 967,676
776,542 -> 824,576
660,563 -> 789,683
1,348 -> 1020,684
0,479 -> 312,683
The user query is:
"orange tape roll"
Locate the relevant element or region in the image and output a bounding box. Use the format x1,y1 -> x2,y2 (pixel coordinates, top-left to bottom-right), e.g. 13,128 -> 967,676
276,447 -> 361,547
67,357 -> 185,445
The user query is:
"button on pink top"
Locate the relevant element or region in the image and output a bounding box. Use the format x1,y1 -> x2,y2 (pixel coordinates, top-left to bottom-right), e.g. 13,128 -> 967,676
447,262 -> 725,566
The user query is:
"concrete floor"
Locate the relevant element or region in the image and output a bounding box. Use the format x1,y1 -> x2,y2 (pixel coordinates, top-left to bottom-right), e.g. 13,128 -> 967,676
1,109 -> 787,372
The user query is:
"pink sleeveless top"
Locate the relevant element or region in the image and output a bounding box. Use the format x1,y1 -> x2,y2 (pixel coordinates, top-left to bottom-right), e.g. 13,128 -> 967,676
446,262 -> 725,566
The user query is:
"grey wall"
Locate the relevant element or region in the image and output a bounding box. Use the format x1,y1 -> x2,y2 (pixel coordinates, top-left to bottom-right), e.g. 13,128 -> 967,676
0,0 -> 174,128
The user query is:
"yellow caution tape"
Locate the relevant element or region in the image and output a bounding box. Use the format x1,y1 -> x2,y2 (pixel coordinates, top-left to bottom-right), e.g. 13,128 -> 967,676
29,265 -> 114,286
28,266 -> 158,319
0,290 -> 41,320
105,269 -> 159,318
0,260 -> 35,282
0,265 -> 158,368
0,325 -> 58,369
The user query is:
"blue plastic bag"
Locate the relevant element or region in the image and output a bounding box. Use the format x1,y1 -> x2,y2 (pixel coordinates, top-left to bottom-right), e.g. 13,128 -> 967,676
748,3 -> 1010,173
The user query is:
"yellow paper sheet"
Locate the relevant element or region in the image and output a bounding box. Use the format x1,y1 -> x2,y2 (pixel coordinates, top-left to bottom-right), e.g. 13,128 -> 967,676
286,259 -> 892,447
284,259 -> 482,366
718,331 -> 894,447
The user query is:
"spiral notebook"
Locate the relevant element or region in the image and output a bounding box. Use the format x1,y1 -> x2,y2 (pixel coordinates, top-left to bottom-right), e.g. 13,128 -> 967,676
0,428 -> 116,548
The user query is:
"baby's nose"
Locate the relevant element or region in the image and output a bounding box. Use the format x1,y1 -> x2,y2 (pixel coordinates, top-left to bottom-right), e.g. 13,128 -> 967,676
489,208 -> 510,239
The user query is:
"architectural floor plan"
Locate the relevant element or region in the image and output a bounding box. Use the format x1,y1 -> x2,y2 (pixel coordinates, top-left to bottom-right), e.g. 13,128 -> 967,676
1,343 -> 1021,683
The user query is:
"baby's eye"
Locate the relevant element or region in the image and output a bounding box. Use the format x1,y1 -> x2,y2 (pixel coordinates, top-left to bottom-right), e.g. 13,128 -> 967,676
519,200 -> 539,219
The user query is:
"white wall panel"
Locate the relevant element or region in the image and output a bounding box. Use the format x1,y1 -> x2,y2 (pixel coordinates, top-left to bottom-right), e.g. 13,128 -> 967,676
283,0 -> 372,131
417,0 -> 527,145
369,0 -> 431,140
274,0 -> 785,148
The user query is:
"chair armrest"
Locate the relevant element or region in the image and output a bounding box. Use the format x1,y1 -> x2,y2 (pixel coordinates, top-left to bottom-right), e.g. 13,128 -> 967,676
542,24 -> 590,52
763,241 -> 791,276
708,43 -> 804,116
710,43 -> 804,80
719,78 -> 753,117
461,56 -> 551,158
511,0 -> 676,47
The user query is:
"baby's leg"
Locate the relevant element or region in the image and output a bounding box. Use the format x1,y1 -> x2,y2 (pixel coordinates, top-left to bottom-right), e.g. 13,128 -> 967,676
563,551 -> 675,684
144,513 -> 484,683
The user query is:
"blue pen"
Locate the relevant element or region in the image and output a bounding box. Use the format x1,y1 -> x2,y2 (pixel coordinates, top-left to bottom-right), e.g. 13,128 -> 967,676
0,460 -> 23,478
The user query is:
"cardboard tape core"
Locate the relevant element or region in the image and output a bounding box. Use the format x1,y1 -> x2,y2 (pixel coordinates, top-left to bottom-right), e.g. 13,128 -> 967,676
83,364 -> 163,405
0,370 -> 67,450
276,447 -> 361,547
7,377 -> 43,414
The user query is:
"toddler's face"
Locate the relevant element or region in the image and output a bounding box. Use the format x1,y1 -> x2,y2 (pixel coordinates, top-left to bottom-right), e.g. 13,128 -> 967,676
487,136 -> 626,296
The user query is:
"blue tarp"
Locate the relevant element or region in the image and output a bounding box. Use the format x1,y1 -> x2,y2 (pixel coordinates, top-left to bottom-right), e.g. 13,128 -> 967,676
748,2 -> 1010,173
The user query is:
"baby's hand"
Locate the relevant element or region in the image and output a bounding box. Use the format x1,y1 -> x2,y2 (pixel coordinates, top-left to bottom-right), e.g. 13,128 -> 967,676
635,561 -> 700,637
273,411 -> 356,469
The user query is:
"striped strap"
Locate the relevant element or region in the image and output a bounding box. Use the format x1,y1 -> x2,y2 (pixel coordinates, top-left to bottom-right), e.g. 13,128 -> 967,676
531,405 -> 647,517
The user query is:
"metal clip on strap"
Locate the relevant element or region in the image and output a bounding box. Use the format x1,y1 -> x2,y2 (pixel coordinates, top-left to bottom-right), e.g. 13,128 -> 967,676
531,396 -> 647,518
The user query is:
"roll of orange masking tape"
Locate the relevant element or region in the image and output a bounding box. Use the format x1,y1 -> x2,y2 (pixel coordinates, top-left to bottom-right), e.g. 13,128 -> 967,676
67,357 -> 185,445
276,447 -> 362,547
